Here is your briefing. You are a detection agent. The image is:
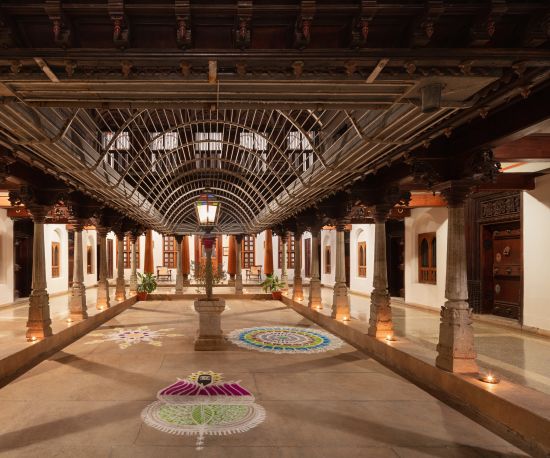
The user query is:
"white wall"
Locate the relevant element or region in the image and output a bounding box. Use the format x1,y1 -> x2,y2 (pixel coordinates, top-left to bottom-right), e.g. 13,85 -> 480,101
523,174 -> 550,331
349,224 -> 375,295
321,229 -> 336,286
404,207 -> 448,310
0,209 -> 14,305
44,224 -> 69,295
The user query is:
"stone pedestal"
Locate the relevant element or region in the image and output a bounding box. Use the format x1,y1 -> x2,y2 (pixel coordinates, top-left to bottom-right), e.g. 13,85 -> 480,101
194,298 -> 226,350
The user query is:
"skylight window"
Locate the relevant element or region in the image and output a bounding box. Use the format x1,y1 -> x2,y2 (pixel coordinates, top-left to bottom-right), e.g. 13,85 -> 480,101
287,130 -> 314,150
150,132 -> 179,151
195,132 -> 223,151
240,132 -> 267,151
102,131 -> 130,150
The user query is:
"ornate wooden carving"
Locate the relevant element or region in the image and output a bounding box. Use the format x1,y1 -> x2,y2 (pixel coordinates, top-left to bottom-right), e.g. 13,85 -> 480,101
294,1 -> 316,49
409,1 -> 445,47
45,0 -> 72,48
175,1 -> 192,49
350,1 -> 377,48
108,0 -> 130,49
235,1 -> 252,50
479,193 -> 520,223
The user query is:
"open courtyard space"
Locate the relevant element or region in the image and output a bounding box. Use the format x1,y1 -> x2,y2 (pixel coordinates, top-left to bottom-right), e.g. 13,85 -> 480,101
0,298 -> 529,457
1,1 -> 550,456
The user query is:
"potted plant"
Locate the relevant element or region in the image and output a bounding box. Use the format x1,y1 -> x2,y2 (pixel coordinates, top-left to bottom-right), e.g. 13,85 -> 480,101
137,272 -> 157,301
260,274 -> 285,300
191,260 -> 227,296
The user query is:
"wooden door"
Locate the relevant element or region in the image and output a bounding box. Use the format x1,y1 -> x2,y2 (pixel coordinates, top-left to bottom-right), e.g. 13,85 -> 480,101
481,222 -> 522,320
195,236 -> 222,271
107,238 -> 114,278
13,219 -> 33,299
304,238 -> 311,278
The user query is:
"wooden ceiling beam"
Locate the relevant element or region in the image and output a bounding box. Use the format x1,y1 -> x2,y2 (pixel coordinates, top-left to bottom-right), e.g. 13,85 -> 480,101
493,135 -> 550,162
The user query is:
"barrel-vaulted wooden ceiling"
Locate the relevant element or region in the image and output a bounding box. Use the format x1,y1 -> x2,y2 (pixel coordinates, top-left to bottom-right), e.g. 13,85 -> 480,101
0,1 -> 549,233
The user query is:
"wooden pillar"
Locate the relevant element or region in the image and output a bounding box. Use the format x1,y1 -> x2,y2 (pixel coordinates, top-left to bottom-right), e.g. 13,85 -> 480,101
308,225 -> 322,309
264,229 -> 274,276
368,206 -> 393,338
27,206 -> 53,340
292,231 -> 304,301
280,233 -> 288,291
182,235 -> 190,285
129,232 -> 139,294
436,183 -> 478,373
144,229 -> 154,274
175,234 -> 184,294
331,223 -> 350,320
69,221 -> 88,320
227,235 -> 236,285
96,226 -> 110,310
235,234 -> 243,294
115,232 -> 126,301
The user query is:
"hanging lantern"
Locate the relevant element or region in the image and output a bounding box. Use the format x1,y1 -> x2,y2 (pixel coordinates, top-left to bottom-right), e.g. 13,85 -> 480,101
194,190 -> 220,228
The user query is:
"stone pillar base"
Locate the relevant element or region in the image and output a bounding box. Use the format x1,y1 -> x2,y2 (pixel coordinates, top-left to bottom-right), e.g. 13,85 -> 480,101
235,277 -> 243,295
97,279 -> 110,310
292,278 -> 304,301
69,285 -> 88,321
368,290 -> 393,338
228,274 -> 235,286
435,305 -> 478,373
331,282 -> 350,320
27,290 -> 53,340
115,278 -> 126,302
183,275 -> 190,286
194,298 -> 226,351
129,276 -> 137,295
308,278 -> 322,309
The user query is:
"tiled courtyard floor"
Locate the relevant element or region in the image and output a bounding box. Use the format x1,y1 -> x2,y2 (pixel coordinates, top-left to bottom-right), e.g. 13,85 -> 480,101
0,298 -> 527,457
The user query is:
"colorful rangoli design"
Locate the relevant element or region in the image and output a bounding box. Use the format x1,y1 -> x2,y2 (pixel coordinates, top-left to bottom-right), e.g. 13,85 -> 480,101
141,371 -> 265,450
85,326 -> 184,349
228,326 -> 344,354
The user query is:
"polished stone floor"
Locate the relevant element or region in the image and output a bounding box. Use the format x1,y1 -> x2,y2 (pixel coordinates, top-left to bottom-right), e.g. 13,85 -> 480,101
1,283 -> 550,398
310,287 -> 550,397
0,298 -> 526,457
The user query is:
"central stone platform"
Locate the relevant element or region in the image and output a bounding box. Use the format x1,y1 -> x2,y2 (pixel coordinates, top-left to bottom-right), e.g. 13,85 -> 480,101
193,298 -> 226,351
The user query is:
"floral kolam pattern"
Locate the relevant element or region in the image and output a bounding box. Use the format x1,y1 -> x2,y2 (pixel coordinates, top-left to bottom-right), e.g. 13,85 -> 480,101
141,371 -> 265,450
227,326 -> 344,354
85,326 -> 184,349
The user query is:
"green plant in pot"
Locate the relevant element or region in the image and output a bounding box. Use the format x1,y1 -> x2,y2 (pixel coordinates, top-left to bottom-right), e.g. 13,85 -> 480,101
137,272 -> 157,301
260,274 -> 285,300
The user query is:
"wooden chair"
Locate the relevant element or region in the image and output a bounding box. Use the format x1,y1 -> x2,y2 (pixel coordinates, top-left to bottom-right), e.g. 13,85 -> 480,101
246,265 -> 262,282
156,266 -> 172,281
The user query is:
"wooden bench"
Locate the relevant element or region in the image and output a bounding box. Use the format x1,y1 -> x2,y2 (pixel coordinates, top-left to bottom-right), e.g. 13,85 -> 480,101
246,265 -> 262,282
156,266 -> 172,281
